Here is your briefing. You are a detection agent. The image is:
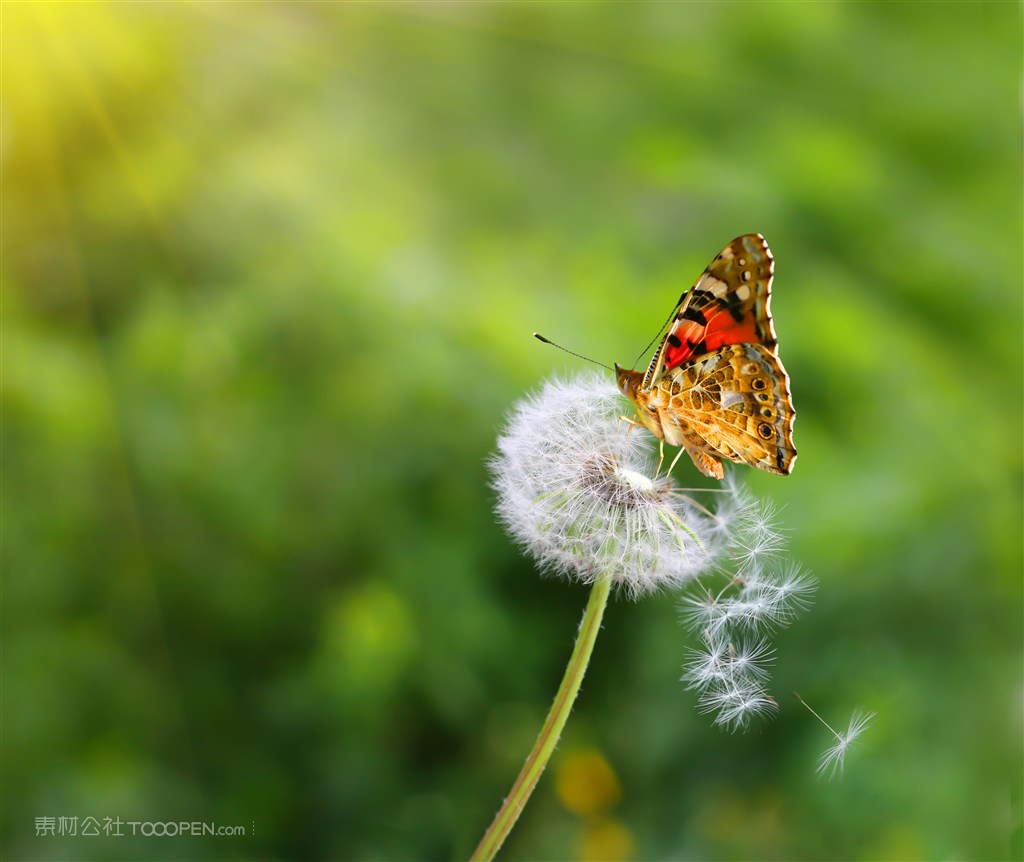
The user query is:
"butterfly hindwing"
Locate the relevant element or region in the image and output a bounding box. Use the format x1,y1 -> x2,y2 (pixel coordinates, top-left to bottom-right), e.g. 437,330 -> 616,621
658,344 -> 796,477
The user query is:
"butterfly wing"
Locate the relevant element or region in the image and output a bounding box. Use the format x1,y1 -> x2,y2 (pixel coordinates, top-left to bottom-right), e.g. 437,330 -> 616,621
637,233 -> 796,477
658,344 -> 797,477
642,233 -> 778,390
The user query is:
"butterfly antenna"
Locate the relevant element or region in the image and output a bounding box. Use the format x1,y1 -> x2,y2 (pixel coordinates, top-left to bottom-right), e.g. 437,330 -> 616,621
533,333 -> 613,372
631,291 -> 688,368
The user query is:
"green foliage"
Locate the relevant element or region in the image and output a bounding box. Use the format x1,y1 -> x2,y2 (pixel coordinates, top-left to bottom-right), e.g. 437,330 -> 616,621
5,3 -> 1021,860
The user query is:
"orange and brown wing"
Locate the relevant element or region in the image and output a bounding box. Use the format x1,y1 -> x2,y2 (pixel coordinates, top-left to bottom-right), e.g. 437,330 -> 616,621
658,344 -> 796,476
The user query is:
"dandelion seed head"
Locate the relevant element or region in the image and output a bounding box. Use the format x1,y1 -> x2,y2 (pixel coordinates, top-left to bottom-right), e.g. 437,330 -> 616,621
491,373 -> 725,598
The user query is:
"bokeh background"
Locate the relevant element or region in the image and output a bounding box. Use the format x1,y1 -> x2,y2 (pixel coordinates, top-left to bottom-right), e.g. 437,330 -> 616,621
4,3 -> 1021,860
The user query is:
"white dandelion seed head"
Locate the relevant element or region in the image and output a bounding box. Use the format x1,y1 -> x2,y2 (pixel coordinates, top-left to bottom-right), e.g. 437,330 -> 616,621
491,373 -> 724,598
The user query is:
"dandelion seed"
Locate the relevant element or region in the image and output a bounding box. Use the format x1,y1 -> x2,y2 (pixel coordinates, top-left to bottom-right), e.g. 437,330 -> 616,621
681,640 -> 731,690
727,586 -> 782,629
815,708 -> 876,778
732,517 -> 785,572
699,681 -> 778,731
678,590 -> 722,632
731,564 -> 817,629
794,693 -> 876,778
769,565 -> 817,620
712,474 -> 757,530
727,638 -> 775,682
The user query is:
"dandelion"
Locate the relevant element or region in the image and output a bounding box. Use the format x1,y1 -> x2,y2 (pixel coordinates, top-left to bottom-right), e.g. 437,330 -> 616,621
474,373 -> 737,860
794,693 -> 876,778
475,372 -> 835,860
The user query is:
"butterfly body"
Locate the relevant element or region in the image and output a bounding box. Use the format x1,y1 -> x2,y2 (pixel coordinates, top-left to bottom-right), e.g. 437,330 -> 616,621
615,234 -> 796,480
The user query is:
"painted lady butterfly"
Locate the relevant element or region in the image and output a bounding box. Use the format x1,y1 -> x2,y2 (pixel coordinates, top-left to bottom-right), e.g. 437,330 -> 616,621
615,233 -> 796,479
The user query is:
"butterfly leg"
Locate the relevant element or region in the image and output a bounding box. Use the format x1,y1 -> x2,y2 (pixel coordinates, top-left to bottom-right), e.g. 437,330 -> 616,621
666,445 -> 687,477
618,415 -> 644,435
655,438 -> 665,478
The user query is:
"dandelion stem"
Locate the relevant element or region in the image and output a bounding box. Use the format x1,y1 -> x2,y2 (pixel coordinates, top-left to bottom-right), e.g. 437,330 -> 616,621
469,575 -> 613,862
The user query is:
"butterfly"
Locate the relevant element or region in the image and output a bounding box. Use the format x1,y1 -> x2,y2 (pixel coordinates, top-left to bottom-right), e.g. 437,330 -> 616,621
615,233 -> 796,480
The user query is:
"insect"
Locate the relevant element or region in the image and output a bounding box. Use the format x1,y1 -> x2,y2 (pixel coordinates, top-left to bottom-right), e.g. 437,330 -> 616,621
614,233 -> 796,479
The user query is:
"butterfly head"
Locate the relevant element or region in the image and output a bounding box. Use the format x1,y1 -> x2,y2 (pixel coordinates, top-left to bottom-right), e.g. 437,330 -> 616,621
613,363 -> 639,399
615,363 -> 665,441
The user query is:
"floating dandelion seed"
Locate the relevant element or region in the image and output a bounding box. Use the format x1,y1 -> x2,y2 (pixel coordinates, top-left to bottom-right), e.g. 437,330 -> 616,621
794,693 -> 876,778
816,709 -> 875,777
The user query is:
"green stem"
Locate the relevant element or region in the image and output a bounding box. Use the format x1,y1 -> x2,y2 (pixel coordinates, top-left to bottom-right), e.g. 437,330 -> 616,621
469,575 -> 613,862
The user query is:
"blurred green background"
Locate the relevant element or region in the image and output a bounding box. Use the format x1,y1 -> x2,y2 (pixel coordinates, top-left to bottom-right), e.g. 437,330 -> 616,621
4,2 -> 1021,860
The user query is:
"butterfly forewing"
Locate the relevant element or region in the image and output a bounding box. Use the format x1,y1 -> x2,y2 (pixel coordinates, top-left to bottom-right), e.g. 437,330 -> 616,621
644,234 -> 776,390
